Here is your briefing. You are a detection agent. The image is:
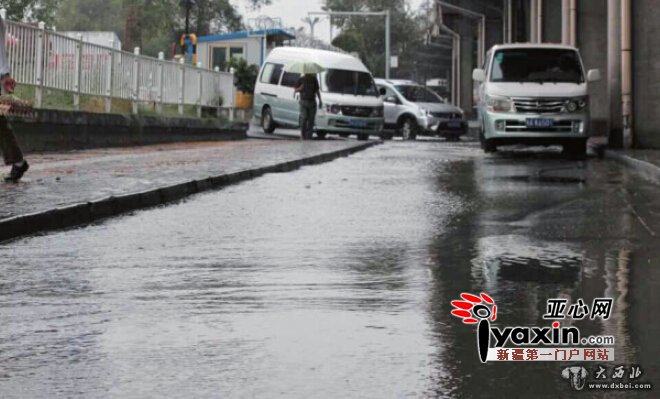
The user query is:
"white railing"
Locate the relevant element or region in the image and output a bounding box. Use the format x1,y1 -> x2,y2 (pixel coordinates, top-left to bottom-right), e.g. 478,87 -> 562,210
4,18 -> 235,115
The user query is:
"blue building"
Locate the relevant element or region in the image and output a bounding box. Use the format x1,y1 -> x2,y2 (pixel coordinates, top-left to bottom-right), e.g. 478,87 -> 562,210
196,29 -> 295,71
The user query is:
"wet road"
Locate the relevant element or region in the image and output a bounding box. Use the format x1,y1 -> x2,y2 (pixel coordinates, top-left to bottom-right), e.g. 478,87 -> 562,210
1,141 -> 659,398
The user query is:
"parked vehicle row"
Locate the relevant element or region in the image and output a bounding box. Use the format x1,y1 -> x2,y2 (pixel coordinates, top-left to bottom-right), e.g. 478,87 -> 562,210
255,43 -> 600,155
253,47 -> 466,141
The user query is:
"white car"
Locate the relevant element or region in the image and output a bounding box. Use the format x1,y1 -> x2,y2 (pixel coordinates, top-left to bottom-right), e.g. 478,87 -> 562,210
473,43 -> 601,157
253,47 -> 384,140
375,79 -> 466,141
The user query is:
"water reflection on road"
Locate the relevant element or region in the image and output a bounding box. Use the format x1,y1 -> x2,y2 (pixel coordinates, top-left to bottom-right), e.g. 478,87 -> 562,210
1,142 -> 658,398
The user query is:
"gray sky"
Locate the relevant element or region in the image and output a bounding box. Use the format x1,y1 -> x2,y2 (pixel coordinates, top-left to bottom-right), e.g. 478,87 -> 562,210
231,0 -> 426,43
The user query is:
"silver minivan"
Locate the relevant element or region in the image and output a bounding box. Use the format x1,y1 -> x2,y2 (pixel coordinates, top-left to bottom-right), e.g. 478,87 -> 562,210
253,47 -> 384,140
473,43 -> 601,157
375,79 -> 466,141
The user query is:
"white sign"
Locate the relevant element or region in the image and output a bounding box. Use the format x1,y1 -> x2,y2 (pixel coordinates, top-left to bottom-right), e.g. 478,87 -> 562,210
390,55 -> 398,68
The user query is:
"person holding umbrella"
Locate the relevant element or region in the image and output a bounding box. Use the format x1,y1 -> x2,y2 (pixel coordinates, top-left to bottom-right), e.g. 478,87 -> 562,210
290,62 -> 324,140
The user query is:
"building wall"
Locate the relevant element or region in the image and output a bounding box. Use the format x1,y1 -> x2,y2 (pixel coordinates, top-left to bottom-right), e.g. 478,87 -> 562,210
542,0 -> 562,43
577,0 -> 608,136
197,37 -> 263,71
632,0 -> 660,148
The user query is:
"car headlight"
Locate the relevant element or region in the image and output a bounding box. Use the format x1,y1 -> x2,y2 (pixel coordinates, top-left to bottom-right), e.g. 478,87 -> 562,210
564,96 -> 588,113
371,106 -> 383,117
418,108 -> 431,117
486,95 -> 514,113
325,103 -> 342,114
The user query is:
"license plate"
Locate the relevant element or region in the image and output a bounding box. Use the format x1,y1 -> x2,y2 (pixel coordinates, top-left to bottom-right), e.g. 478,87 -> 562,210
526,118 -> 554,128
349,120 -> 368,128
447,121 -> 462,128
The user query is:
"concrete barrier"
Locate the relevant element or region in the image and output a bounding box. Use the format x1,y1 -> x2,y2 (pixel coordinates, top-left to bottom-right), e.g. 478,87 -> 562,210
0,141 -> 380,242
8,109 -> 248,153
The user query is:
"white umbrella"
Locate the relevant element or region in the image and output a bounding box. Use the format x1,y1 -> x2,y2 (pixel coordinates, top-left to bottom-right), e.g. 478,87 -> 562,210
285,62 -> 325,74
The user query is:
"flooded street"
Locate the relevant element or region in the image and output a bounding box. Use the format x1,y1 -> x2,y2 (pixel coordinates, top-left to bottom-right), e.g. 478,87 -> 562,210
1,141 -> 658,398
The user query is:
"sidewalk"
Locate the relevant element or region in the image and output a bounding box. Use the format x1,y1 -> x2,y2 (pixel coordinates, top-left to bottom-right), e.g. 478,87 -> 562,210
0,139 -> 378,241
604,149 -> 660,185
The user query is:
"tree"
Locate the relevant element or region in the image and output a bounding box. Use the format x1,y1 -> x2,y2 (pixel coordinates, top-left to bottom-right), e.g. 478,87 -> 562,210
55,0 -> 123,32
324,0 -> 421,78
52,0 -> 277,57
0,0 -> 60,25
331,30 -> 366,57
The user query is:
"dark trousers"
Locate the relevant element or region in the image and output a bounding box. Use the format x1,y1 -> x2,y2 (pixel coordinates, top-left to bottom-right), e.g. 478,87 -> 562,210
0,116 -> 23,165
299,101 -> 317,139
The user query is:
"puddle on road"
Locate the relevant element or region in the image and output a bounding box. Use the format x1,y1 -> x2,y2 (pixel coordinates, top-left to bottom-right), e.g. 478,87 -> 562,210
472,235 -> 583,285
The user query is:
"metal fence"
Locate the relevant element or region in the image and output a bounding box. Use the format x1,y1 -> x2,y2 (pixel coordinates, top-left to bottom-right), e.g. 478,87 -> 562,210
4,19 -> 235,115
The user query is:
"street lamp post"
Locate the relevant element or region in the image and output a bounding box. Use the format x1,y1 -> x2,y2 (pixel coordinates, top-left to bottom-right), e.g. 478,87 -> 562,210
302,16 -> 321,39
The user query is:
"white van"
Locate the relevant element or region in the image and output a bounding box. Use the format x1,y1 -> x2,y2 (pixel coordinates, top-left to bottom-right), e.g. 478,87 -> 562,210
473,43 -> 601,157
253,47 -> 384,140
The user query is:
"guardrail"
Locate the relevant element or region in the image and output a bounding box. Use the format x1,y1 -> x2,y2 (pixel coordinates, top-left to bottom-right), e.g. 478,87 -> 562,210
4,16 -> 235,117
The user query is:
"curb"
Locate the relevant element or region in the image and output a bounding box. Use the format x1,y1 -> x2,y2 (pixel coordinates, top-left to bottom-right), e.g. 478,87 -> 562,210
604,150 -> 660,185
0,141 -> 380,243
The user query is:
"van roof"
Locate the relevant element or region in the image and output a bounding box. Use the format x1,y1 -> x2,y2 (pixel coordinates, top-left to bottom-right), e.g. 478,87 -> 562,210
266,47 -> 370,73
374,78 -> 418,86
489,43 -> 579,52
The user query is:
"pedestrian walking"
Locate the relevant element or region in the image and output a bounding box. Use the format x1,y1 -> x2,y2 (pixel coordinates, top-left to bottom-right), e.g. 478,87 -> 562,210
294,73 -> 322,140
0,16 -> 28,183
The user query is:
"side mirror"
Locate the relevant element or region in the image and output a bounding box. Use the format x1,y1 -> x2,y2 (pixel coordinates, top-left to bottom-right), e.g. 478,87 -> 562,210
587,69 -> 601,82
379,87 -> 386,96
384,96 -> 398,104
472,68 -> 486,82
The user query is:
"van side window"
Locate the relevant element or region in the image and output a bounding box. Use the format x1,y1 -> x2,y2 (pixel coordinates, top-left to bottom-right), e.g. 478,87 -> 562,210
260,63 -> 284,84
269,64 -> 284,85
281,71 -> 301,87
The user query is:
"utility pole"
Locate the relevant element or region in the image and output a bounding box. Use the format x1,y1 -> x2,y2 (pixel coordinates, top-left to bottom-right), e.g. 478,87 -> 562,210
184,0 -> 194,34
123,0 -> 142,52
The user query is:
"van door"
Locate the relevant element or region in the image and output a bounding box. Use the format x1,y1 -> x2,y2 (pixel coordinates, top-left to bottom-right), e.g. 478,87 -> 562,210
279,70 -> 302,126
381,85 -> 401,128
257,62 -> 284,123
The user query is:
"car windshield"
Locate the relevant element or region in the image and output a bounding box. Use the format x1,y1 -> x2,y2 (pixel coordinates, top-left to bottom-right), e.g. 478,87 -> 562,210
324,69 -> 379,96
490,48 -> 585,83
394,85 -> 444,103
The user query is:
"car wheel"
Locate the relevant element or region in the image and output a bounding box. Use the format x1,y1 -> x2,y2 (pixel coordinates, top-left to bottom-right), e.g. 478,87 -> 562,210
316,131 -> 327,140
261,107 -> 276,133
399,117 -> 418,140
565,139 -> 587,160
379,132 -> 394,140
338,133 -> 350,138
357,133 -> 369,141
483,139 -> 497,153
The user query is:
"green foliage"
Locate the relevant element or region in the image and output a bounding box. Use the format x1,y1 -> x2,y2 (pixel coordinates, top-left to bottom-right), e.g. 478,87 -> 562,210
55,0 -> 124,32
227,57 -> 258,93
51,0 -> 275,58
0,0 -> 60,25
331,30 -> 366,57
324,0 -> 422,78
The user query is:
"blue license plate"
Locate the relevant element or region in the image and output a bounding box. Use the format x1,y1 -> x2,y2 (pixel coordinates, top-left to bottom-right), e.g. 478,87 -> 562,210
526,118 -> 554,128
349,120 -> 368,128
447,121 -> 462,128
